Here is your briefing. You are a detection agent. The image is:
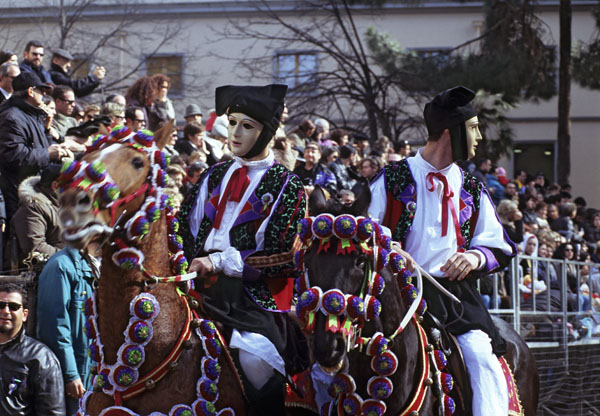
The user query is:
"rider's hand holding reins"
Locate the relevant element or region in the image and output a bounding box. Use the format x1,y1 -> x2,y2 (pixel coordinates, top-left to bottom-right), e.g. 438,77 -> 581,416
441,251 -> 481,281
189,256 -> 214,278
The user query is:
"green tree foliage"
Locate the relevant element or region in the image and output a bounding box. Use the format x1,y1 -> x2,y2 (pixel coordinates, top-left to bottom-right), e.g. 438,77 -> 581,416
573,8 -> 600,89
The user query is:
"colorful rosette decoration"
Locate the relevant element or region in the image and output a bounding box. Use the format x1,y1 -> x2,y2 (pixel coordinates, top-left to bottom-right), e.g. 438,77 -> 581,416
297,217 -> 313,244
443,395 -> 456,416
125,211 -> 150,241
375,247 -> 389,271
370,351 -> 398,377
160,192 -> 171,210
203,337 -> 222,358
89,134 -> 110,151
369,273 -> 385,296
201,357 -> 221,381
111,365 -> 137,389
170,405 -> 193,416
109,125 -> 131,142
199,320 -> 217,338
120,344 -> 145,368
345,295 -> 365,321
216,408 -> 235,416
389,252 -> 405,274
112,247 -> 144,271
143,198 -> 160,223
361,399 -> 387,416
440,372 -> 454,394
155,168 -> 169,188
132,130 -> 154,147
192,398 -> 217,416
356,217 -> 374,241
312,214 -> 334,240
367,376 -> 393,400
366,332 -> 388,357
93,369 -> 111,391
402,284 -> 418,307
397,268 -> 413,286
293,250 -> 305,271
297,287 -> 321,313
168,233 -> 184,253
295,274 -> 309,294
364,295 -> 381,321
417,298 -> 428,316
333,215 -> 358,254
127,320 -> 151,344
88,341 -> 101,362
379,235 -> 392,251
131,294 -> 159,320
197,377 -> 219,402
168,215 -> 180,233
85,317 -> 97,339
59,159 -> 82,182
170,250 -> 188,275
328,373 -> 356,397
342,393 -> 363,415
321,289 -> 346,315
154,149 -> 170,169
434,350 -> 448,370
406,200 -> 417,218
85,160 -> 107,183
100,182 -> 120,204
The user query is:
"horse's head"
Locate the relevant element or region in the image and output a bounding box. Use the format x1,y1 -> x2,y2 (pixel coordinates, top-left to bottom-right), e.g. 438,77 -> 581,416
297,186 -> 393,372
58,121 -> 174,250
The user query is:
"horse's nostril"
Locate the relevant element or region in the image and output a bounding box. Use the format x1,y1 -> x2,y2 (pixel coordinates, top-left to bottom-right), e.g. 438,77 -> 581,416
78,194 -> 91,206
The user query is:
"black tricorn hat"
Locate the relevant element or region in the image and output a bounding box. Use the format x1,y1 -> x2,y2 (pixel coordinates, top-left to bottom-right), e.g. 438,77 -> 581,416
423,86 -> 477,136
215,84 -> 287,133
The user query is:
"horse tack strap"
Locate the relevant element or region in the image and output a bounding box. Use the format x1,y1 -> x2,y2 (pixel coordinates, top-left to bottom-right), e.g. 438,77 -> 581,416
109,182 -> 150,227
120,295 -> 193,401
398,319 -> 430,416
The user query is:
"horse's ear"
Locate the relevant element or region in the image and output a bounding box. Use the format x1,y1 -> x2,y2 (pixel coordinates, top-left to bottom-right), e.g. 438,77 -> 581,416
308,185 -> 328,216
154,119 -> 175,150
349,184 -> 371,217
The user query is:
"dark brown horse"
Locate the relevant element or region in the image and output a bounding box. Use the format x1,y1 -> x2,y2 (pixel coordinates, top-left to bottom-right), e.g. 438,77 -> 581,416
298,187 -> 538,415
58,122 -> 245,415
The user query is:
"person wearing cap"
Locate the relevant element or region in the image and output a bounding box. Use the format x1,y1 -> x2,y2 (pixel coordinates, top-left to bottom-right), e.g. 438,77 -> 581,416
0,72 -> 71,222
178,84 -> 309,415
184,103 -> 203,124
398,139 -> 411,158
293,141 -> 338,195
0,61 -> 20,105
19,40 -> 53,84
368,86 -> 517,416
49,48 -> 105,98
9,163 -> 65,265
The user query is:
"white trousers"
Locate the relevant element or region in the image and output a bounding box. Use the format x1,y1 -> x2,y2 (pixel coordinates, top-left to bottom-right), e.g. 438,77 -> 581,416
457,330 -> 508,416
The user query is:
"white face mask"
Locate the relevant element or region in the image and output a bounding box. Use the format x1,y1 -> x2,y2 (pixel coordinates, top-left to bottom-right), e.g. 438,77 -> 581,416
227,112 -> 264,158
464,116 -> 482,160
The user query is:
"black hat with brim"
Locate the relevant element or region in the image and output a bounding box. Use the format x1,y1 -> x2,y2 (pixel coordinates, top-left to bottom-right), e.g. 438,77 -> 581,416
12,72 -> 52,92
423,86 -> 477,136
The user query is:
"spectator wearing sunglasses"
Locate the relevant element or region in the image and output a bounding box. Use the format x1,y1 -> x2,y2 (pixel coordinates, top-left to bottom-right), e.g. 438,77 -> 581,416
0,283 -> 65,415
51,85 -> 77,136
19,40 -> 53,84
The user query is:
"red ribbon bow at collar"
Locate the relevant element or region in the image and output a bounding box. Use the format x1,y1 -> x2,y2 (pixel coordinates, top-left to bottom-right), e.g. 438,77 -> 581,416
426,172 -> 464,248
213,165 -> 250,229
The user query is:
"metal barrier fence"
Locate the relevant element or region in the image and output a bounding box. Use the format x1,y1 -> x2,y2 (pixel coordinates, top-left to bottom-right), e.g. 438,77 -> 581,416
481,255 -> 600,415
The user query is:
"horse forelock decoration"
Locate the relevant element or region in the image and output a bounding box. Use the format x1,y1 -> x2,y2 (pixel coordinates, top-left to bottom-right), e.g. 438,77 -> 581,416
57,123 -> 245,416
295,187 -> 539,416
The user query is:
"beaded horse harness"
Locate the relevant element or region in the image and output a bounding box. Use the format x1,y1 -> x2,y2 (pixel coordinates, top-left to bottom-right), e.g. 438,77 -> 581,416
294,214 -> 457,416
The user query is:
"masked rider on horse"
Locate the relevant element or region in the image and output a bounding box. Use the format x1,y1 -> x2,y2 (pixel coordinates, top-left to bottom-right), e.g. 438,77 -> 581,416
179,84 -> 309,415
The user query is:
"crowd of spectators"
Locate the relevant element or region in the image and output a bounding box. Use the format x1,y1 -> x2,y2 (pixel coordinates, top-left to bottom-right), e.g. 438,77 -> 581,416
1,39 -> 600,412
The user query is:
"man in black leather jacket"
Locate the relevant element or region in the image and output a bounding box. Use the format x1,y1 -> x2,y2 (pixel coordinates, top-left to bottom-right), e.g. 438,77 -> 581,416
0,283 -> 65,415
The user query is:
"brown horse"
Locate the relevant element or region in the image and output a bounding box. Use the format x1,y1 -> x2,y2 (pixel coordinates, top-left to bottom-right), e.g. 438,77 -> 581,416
58,122 -> 245,415
297,187 -> 538,415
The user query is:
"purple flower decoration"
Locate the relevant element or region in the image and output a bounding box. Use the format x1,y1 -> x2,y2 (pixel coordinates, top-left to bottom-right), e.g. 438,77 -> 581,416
342,393 -> 363,415
192,399 -> 216,416
441,372 -> 454,394
128,320 -> 150,344
333,215 -> 357,240
121,344 -> 145,367
321,289 -> 346,315
202,357 -> 221,381
199,320 -> 217,338
59,159 -> 82,181
369,274 -> 385,296
132,130 -> 154,147
361,399 -> 387,416
417,298 -> 428,316
398,268 -> 413,286
443,395 -> 456,415
133,296 -> 158,320
327,372 -> 356,397
389,252 -> 406,274
370,351 -> 398,377
367,376 -> 393,400
112,247 -> 143,271
356,217 -> 374,241
168,215 -> 179,234
154,150 -> 169,169
85,160 -> 107,183
88,342 -> 101,362
171,405 -> 193,416
100,183 -> 120,204
434,350 -> 448,370
312,214 -> 334,240
113,365 -> 137,387
366,332 -> 388,357
198,377 -> 218,402
375,248 -> 389,271
298,288 -> 321,312
89,135 -> 109,151
364,296 -> 381,321
204,337 -> 222,358
93,371 -> 110,390
346,295 -> 365,320
297,217 -> 313,243
402,284 -> 418,306
85,318 -> 96,339
168,234 -> 184,253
